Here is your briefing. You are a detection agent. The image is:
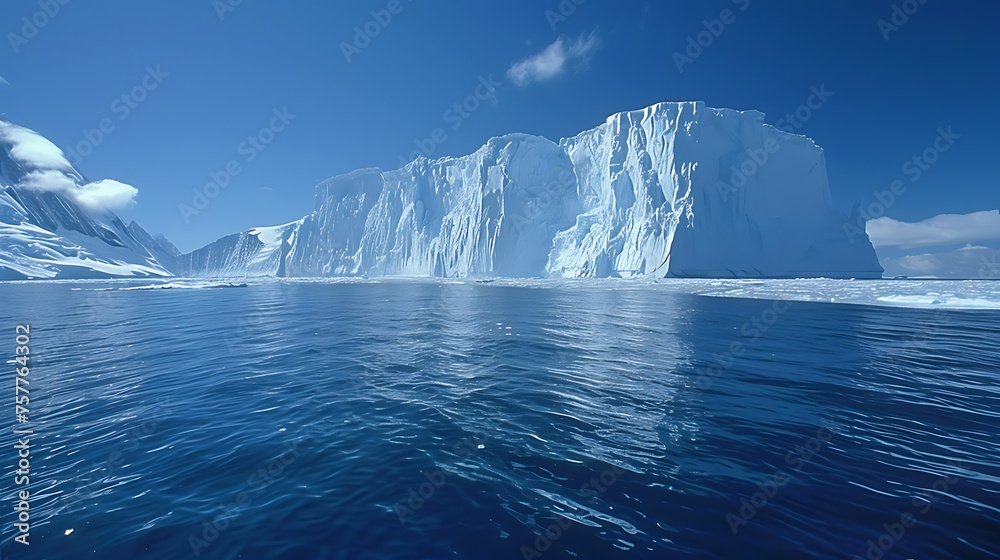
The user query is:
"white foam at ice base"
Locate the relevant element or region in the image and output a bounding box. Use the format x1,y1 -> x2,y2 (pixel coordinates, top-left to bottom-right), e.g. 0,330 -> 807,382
81,281 -> 249,291
874,295 -> 1000,309
120,281 -> 248,290
272,277 -> 1000,310
654,278 -> 1000,310
48,277 -> 1000,309
363,277 -> 997,310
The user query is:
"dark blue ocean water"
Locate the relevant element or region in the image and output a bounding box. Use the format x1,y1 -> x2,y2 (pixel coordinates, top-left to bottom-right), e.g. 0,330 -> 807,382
1,279 -> 998,560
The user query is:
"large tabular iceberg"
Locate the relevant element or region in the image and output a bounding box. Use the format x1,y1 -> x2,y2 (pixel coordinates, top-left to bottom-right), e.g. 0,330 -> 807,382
183,101 -> 883,279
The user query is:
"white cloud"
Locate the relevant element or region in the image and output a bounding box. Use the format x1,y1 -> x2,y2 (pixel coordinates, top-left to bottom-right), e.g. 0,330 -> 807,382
1,120 -> 139,212
881,245 -> 1000,279
0,121 -> 74,172
75,180 -> 139,211
867,210 -> 1000,249
18,169 -> 78,193
507,32 -> 600,87
16,171 -> 138,212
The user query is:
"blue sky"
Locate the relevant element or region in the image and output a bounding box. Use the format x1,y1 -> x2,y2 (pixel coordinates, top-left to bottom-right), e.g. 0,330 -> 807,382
0,0 -> 997,275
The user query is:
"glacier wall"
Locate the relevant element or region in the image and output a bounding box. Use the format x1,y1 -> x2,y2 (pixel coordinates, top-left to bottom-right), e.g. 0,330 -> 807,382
549,102 -> 883,277
183,101 -> 885,279
282,135 -> 583,278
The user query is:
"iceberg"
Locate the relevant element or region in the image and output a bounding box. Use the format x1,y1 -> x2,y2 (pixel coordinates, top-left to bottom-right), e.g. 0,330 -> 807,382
184,102 -> 883,279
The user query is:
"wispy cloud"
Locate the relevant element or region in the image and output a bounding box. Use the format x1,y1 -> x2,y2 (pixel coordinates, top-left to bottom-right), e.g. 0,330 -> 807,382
867,210 -> 1000,249
0,74 -> 10,87
0,121 -> 74,171
507,31 -> 600,88
19,169 -> 78,192
0,120 -> 139,212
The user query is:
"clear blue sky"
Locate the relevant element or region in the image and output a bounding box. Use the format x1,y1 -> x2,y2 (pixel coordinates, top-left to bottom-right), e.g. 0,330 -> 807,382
1,0 -> 997,258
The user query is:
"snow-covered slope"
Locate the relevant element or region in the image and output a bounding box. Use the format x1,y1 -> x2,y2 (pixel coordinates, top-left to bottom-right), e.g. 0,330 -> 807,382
173,220 -> 302,277
186,102 -> 883,279
0,122 -> 176,280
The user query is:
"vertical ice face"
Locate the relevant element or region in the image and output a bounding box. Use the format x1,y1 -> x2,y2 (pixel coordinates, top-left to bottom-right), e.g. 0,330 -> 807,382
550,102 -> 699,277
662,103 -> 879,278
281,134 -> 582,278
548,102 -> 883,278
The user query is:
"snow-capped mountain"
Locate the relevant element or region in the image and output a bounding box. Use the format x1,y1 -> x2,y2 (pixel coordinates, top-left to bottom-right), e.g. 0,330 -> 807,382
184,102 -> 883,278
0,121 -> 177,280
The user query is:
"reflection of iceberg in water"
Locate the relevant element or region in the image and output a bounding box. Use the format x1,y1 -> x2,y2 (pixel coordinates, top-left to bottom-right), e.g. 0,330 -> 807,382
409,282 -> 698,548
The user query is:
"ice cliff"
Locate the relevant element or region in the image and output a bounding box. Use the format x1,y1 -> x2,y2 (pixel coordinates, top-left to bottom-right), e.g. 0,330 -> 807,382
183,102 -> 883,279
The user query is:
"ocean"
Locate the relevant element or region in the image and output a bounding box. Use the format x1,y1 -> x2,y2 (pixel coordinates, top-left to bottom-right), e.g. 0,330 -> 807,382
1,278 -> 998,559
